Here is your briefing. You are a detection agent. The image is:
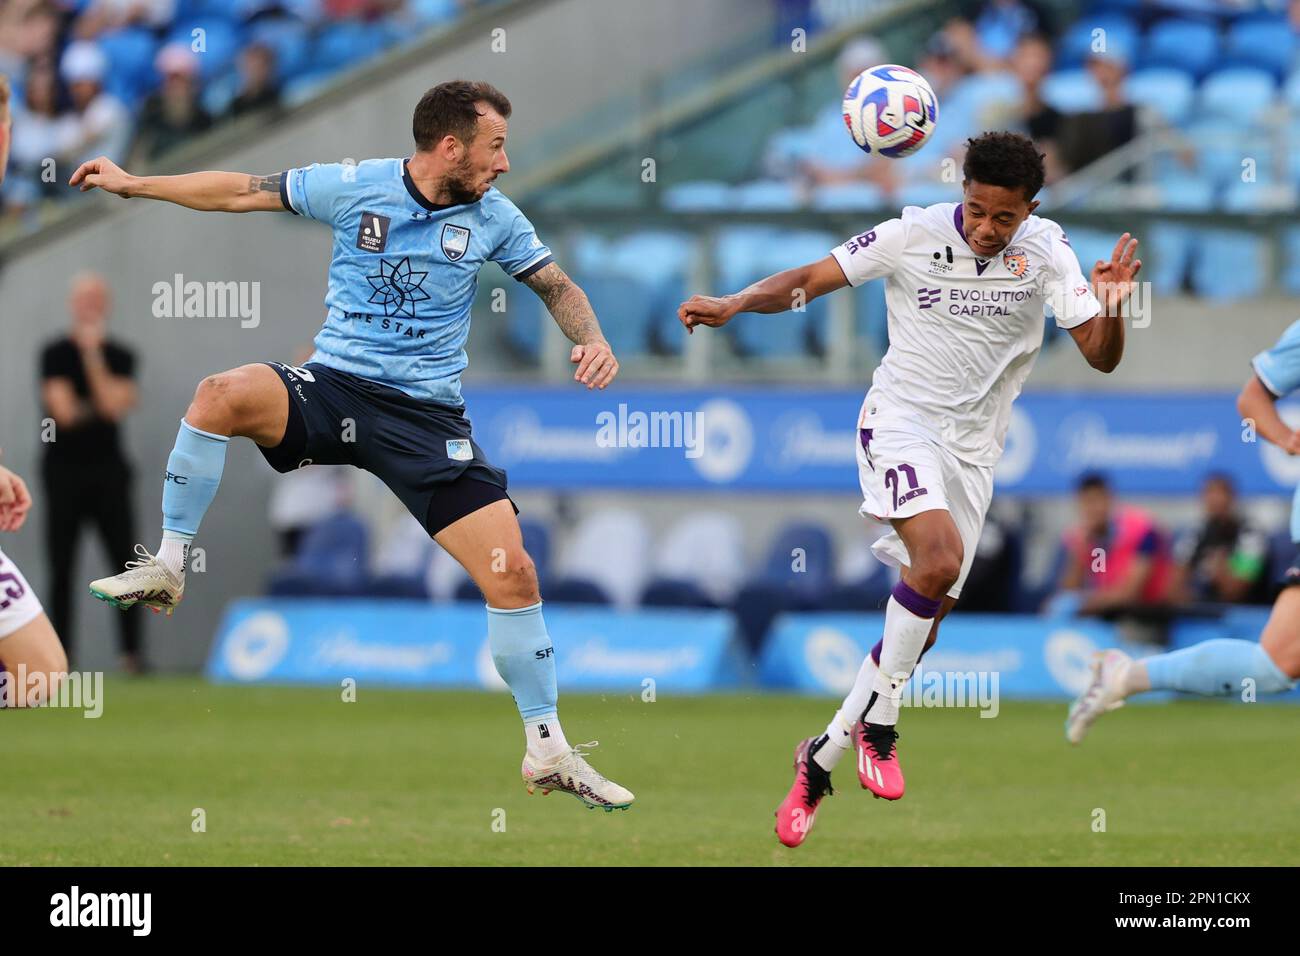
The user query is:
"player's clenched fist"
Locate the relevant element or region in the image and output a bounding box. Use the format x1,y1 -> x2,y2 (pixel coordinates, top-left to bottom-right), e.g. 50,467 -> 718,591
678,294 -> 737,334
571,341 -> 618,389
69,156 -> 135,197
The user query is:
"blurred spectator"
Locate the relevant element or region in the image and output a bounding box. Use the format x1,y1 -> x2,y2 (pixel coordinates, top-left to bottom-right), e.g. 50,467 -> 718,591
1055,44 -> 1136,174
72,0 -> 177,39
40,273 -> 142,671
958,507 -> 1023,612
1171,473 -> 1272,606
5,56 -> 78,213
226,43 -> 283,120
0,1 -> 61,79
945,0 -> 1045,73
1009,32 -> 1066,183
61,41 -> 131,166
1053,472 -> 1174,616
132,43 -> 212,162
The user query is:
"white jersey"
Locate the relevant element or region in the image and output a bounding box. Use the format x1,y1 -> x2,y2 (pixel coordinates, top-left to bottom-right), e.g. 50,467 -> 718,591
831,202 -> 1101,467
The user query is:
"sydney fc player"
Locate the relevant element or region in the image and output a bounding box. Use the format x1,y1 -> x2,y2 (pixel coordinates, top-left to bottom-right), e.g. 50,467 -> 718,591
70,80 -> 633,809
1066,319 -> 1300,741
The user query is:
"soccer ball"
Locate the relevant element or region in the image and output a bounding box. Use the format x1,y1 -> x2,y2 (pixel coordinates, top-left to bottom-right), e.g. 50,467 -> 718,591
842,64 -> 939,159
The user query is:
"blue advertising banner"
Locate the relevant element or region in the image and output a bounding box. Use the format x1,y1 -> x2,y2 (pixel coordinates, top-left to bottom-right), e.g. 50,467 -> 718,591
206,599 -> 743,693
461,386 -> 1300,496
761,611 -> 1300,702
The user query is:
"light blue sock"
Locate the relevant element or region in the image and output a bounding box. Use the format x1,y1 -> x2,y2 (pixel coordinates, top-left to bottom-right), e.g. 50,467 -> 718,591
162,419 -> 230,536
1145,640 -> 1295,697
487,602 -> 558,721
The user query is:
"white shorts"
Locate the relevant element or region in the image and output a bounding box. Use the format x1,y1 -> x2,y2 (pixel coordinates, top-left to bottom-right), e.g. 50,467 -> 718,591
0,546 -> 44,641
856,421 -> 994,599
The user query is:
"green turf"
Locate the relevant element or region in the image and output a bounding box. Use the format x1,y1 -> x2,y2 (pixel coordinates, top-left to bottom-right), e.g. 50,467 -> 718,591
3,678 -> 1297,866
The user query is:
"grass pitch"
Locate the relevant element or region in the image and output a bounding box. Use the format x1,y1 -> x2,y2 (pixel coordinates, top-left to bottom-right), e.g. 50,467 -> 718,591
4,678 -> 1297,866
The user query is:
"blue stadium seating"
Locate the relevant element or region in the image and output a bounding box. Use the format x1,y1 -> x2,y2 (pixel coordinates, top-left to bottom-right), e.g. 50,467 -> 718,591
662,181 -> 734,212
1040,68 -> 1104,113
1222,17 -> 1295,80
731,179 -> 804,212
570,271 -> 654,359
1189,229 -> 1269,300
248,18 -> 312,81
166,18 -> 242,81
97,27 -> 159,106
313,21 -> 393,72
1141,18 -> 1221,79
1124,68 -> 1195,126
1056,14 -> 1140,68
267,512 -> 369,597
1197,67 -> 1278,126
1146,222 -> 1193,295
809,182 -> 886,211
1280,227 -> 1300,295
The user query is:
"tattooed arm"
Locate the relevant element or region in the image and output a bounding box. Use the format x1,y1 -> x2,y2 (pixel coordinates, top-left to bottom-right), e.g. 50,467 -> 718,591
522,262 -> 619,389
70,156 -> 289,213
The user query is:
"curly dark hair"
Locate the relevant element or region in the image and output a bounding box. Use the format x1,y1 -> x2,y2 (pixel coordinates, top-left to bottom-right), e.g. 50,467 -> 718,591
962,131 -> 1046,201
412,80 -> 512,151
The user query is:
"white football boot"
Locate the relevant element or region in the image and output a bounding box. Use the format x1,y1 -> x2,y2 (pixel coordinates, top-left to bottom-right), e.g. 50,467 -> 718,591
89,544 -> 185,616
1065,649 -> 1133,745
521,741 -> 635,812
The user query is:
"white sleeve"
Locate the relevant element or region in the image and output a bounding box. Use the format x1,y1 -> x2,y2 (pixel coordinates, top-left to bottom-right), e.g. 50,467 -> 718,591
1043,226 -> 1102,330
830,217 -> 906,287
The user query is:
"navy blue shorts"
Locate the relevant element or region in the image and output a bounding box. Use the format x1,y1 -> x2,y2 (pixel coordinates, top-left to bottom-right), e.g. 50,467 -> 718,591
1283,545 -> 1300,590
258,361 -> 515,535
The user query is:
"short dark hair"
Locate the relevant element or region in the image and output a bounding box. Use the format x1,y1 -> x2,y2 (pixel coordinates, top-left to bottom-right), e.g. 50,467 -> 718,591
962,131 -> 1046,201
1077,471 -> 1110,494
1203,471 -> 1236,494
412,80 -> 511,151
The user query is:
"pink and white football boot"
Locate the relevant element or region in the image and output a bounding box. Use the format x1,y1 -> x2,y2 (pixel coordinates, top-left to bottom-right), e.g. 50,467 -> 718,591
774,737 -> 834,848
854,721 -> 905,800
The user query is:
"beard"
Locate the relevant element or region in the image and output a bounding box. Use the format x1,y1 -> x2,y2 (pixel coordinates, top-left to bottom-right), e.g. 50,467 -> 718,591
444,157 -> 486,205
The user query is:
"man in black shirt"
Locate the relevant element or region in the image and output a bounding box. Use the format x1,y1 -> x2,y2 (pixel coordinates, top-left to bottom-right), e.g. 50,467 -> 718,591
40,273 -> 141,670
1172,472 -> 1272,606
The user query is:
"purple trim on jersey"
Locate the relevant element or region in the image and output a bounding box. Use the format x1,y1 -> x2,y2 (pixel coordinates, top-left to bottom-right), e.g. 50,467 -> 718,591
953,203 -> 964,240
870,639 -> 883,665
891,580 -> 941,619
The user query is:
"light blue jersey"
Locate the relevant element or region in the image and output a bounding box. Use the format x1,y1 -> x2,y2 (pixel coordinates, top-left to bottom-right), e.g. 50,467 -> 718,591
281,157 -> 553,405
1251,318 -> 1300,541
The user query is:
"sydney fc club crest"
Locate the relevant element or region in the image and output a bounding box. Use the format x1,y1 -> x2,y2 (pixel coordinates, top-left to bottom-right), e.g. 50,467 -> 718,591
441,223 -> 471,261
1002,245 -> 1030,278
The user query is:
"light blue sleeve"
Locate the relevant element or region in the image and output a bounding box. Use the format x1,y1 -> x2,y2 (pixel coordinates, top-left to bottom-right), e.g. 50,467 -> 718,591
488,195 -> 554,280
1251,319 -> 1300,398
281,163 -> 353,228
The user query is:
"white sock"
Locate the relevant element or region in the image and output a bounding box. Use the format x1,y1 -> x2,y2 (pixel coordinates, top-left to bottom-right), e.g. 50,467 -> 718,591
812,654 -> 882,772
525,715 -> 570,762
157,531 -> 193,577
864,593 -> 936,725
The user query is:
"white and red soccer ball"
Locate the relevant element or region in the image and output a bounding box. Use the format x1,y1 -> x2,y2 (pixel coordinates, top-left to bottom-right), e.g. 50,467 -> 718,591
842,64 -> 939,159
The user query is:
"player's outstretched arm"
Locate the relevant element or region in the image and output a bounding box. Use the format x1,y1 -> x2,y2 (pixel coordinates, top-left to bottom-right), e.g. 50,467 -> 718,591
677,255 -> 848,333
69,156 -> 288,213
522,262 -> 618,390
1237,375 -> 1300,455
0,463 -> 32,533
1068,232 -> 1140,373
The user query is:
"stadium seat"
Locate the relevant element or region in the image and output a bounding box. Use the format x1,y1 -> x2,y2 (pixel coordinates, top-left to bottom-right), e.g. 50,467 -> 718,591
647,510 -> 746,606
1222,17 -> 1295,80
1189,229 -> 1268,300
544,578 -> 613,605
809,182 -> 886,212
1146,223 -> 1193,295
1055,14 -> 1140,69
731,520 -> 836,650
554,508 -> 651,609
1141,18 -> 1221,79
724,229 -> 835,358
248,18 -> 312,81
166,18 -> 242,81
1124,68 -> 1195,127
896,181 -> 961,208
410,0 -> 463,27
1184,120 -> 1271,189
97,28 -> 160,106
662,181 -> 733,212
1039,69 -> 1104,114
1221,181 -> 1296,213
569,271 -> 655,358
1196,68 -> 1278,126
1286,69 -> 1300,113
313,21 -> 393,71
730,179 -> 804,212
640,579 -> 718,608
266,511 -> 370,597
